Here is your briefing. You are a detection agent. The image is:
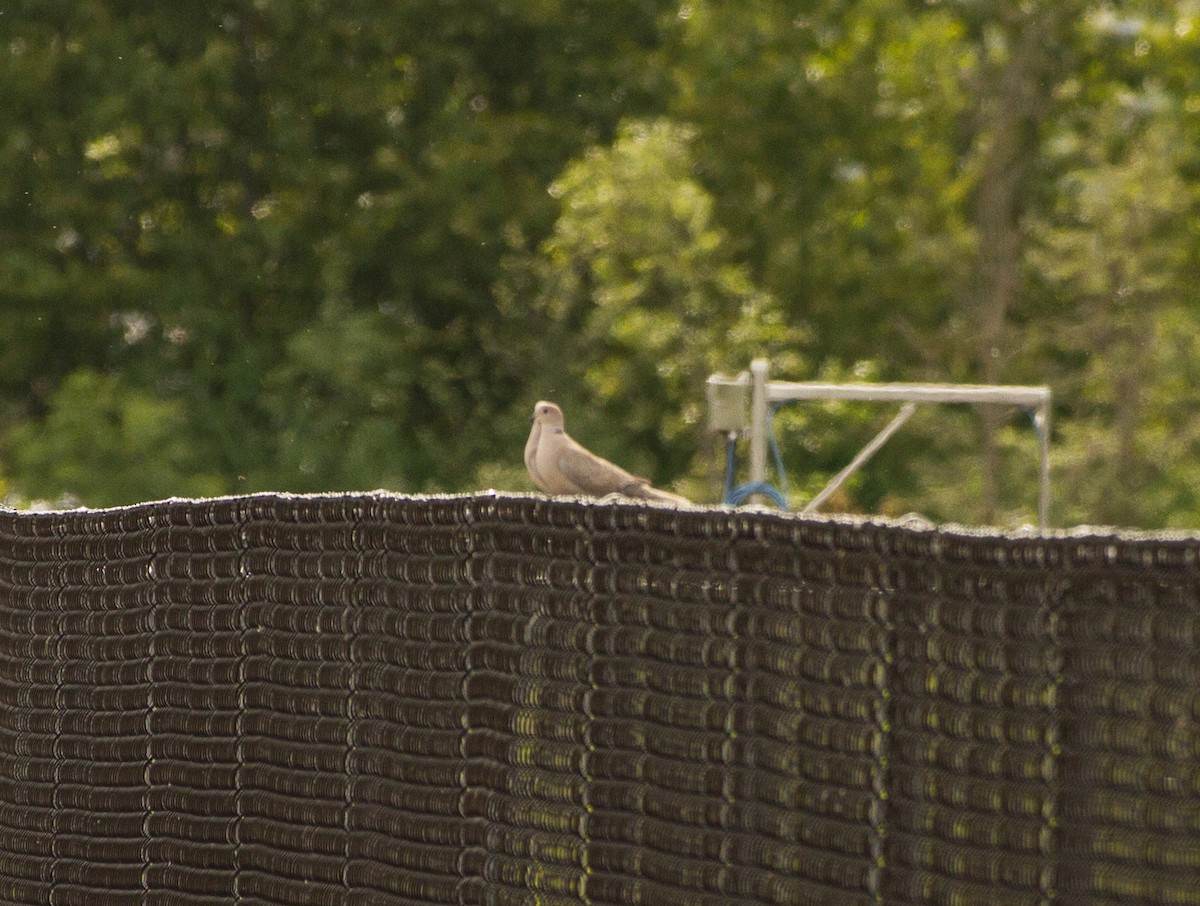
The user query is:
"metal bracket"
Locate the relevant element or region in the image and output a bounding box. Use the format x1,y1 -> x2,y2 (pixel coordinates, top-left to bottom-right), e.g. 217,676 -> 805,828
803,402 -> 917,514
707,360 -> 1052,527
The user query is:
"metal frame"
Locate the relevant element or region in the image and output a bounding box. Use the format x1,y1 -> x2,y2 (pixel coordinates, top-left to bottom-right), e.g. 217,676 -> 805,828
709,359 -> 1052,527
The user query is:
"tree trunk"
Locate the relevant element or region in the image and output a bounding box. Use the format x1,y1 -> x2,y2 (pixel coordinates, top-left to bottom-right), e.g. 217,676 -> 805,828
967,3 -> 1078,523
974,150 -> 1022,523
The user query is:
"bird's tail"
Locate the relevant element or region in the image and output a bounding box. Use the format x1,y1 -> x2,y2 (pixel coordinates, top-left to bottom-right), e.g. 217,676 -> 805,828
620,480 -> 690,506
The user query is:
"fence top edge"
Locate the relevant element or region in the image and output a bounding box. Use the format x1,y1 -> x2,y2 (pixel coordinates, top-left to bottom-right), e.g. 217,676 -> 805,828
1,490 -> 1198,549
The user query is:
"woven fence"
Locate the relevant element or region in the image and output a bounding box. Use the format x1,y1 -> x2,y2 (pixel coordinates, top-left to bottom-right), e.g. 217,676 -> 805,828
0,492 -> 1196,905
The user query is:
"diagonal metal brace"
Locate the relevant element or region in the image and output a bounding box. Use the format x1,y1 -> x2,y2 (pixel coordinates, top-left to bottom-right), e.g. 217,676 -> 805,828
803,402 -> 918,514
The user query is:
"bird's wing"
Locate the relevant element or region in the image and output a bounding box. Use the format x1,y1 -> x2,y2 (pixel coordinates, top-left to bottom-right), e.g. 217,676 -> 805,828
555,436 -> 643,496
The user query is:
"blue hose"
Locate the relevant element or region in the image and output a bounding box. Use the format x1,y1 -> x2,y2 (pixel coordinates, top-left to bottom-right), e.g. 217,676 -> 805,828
723,408 -> 790,509
728,481 -> 789,509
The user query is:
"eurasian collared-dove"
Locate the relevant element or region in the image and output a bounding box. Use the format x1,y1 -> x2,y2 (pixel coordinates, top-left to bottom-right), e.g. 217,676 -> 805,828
525,401 -> 690,505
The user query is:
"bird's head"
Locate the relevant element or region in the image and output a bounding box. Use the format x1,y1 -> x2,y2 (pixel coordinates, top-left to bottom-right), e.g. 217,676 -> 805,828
531,401 -> 565,430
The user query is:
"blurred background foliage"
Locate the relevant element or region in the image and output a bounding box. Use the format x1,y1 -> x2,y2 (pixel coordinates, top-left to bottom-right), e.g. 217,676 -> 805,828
2,0 -> 1199,527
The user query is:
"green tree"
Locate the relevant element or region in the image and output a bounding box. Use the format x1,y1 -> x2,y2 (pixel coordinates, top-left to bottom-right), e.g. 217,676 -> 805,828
1,1 -> 679,503
1033,103 -> 1200,526
506,118 -> 803,497
4,369 -> 223,506
5,1 -> 1200,527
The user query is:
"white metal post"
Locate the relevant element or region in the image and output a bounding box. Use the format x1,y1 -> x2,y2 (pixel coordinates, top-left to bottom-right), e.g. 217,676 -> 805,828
1036,401 -> 1051,529
749,359 -> 769,490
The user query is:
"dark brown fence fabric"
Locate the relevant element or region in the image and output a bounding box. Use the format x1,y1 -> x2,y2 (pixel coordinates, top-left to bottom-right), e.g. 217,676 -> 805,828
0,493 -> 1197,906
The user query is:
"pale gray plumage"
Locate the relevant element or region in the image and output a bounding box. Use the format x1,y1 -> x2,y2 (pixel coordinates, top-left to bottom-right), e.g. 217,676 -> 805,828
525,401 -> 689,505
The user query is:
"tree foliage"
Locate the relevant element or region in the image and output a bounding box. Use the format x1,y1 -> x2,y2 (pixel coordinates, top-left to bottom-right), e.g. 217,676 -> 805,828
2,0 -> 1199,527
515,118 -> 802,493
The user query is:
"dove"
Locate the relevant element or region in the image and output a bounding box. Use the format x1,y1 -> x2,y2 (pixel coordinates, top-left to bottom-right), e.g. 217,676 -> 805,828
525,401 -> 690,505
